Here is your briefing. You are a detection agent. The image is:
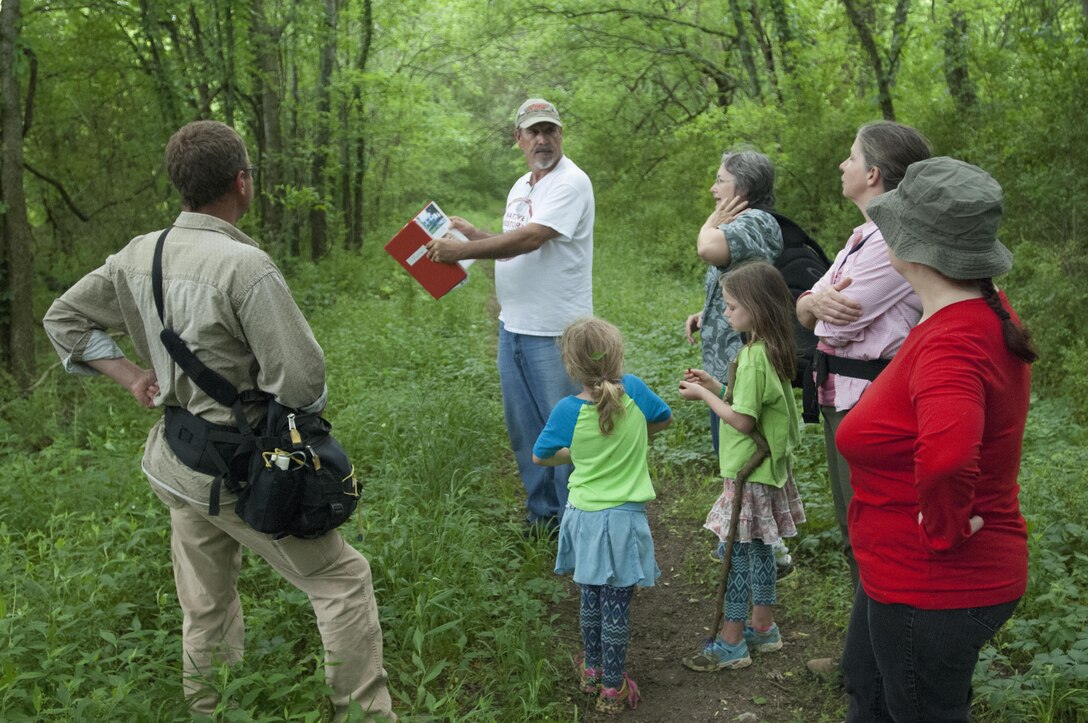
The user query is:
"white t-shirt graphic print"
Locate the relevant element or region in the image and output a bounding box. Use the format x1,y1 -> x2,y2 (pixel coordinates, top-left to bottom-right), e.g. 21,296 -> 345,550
496,155 -> 594,336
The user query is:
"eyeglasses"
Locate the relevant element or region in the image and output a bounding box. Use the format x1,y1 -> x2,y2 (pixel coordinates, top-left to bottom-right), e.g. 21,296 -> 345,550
244,165 -> 259,179
520,125 -> 560,138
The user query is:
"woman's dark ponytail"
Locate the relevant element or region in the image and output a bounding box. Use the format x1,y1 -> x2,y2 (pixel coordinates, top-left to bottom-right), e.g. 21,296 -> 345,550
980,279 -> 1038,363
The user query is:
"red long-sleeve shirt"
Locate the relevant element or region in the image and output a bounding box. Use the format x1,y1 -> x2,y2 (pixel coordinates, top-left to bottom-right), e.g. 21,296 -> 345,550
837,293 -> 1029,608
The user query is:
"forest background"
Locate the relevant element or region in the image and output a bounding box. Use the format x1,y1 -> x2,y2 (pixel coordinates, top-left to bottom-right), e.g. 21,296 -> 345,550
1,0 -> 1087,720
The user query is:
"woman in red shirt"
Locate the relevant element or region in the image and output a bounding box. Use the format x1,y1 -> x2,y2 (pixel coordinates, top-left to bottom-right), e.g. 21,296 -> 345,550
837,157 -> 1037,722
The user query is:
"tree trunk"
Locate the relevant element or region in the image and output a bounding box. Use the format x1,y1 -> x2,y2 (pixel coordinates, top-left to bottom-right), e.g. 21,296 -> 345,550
309,0 -> 337,262
729,0 -> 763,100
767,0 -> 796,74
252,0 -> 284,243
347,0 -> 373,251
943,5 -> 976,112
221,0 -> 236,124
352,133 -> 365,249
138,0 -> 182,127
746,0 -> 781,102
339,97 -> 352,249
183,4 -> 213,115
840,0 -> 909,120
337,4 -> 352,250
1,0 -> 36,387
288,59 -> 301,257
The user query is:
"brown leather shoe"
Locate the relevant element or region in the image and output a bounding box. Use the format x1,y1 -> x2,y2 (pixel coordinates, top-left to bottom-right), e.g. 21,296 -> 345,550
806,657 -> 843,686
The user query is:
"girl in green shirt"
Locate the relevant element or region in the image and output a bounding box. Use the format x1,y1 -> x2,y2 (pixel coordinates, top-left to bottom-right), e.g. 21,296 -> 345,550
678,261 -> 807,671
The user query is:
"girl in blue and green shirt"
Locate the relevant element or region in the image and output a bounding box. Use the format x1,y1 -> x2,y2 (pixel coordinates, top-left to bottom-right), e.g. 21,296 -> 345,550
533,317 -> 672,714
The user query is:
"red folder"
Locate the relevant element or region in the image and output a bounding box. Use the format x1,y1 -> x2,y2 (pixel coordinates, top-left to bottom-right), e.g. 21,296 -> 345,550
384,201 -> 469,299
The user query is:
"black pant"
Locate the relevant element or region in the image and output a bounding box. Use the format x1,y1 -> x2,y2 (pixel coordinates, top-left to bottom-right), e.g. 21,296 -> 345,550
843,586 -> 1018,722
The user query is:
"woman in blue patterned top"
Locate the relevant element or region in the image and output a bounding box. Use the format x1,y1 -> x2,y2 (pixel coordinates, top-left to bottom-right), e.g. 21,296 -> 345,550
683,149 -> 795,574
684,149 -> 785,450
533,317 -> 672,714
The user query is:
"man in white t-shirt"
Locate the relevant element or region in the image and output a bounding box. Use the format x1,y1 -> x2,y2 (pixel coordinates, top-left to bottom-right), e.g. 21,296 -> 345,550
426,98 -> 594,530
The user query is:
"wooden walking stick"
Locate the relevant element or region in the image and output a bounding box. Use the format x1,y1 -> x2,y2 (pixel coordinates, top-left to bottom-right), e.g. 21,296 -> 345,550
710,361 -> 771,637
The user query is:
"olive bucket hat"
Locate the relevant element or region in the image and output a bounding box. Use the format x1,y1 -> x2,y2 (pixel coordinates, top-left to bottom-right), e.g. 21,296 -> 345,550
866,156 -> 1013,279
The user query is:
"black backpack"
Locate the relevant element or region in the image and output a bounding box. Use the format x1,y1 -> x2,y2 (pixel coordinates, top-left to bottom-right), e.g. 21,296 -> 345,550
769,212 -> 830,402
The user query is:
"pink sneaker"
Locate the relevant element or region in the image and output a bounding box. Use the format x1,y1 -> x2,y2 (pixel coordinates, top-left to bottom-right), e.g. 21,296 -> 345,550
596,674 -> 641,713
572,653 -> 599,695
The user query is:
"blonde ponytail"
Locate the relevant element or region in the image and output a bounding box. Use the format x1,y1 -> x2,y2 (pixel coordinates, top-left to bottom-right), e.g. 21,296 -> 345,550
592,378 -> 627,435
560,318 -> 628,436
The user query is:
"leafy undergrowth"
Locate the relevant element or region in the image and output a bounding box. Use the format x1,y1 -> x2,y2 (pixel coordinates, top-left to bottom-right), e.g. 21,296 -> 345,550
3,240 -> 1087,721
970,397 -> 1088,722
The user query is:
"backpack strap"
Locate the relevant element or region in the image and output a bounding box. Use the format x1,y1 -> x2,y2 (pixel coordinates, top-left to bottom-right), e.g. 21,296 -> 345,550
813,349 -> 892,387
770,211 -> 831,266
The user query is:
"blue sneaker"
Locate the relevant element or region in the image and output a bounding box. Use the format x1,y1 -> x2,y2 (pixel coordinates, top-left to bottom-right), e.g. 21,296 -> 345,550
743,623 -> 783,653
681,636 -> 752,671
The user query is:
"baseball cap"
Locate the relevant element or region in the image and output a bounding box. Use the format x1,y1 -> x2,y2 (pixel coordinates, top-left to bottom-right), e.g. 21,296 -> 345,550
515,98 -> 562,129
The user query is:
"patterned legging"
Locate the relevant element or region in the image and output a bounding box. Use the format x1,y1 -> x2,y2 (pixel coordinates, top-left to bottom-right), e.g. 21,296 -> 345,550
579,584 -> 634,689
724,539 -> 777,621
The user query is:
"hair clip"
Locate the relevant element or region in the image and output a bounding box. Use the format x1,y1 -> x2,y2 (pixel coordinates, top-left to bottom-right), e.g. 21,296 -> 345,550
590,351 -> 607,361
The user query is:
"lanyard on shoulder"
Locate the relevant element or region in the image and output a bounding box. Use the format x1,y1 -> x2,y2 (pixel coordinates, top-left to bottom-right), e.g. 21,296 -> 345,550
833,229 -> 879,279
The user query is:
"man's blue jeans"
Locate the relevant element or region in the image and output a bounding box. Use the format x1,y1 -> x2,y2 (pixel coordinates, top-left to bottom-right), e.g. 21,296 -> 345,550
843,586 -> 1019,722
497,322 -> 578,524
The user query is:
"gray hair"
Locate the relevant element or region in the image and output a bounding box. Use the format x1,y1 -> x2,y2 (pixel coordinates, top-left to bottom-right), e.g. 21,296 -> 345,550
856,121 -> 932,192
721,149 -> 776,211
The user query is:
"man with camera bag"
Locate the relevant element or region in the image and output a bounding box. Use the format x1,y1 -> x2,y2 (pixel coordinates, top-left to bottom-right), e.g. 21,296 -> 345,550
43,120 -> 395,720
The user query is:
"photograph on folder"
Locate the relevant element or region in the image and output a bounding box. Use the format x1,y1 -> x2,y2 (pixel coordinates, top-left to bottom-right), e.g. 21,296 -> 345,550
384,201 -> 473,299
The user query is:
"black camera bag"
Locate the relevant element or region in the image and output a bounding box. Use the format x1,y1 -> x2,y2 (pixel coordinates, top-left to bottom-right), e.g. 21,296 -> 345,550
234,400 -> 358,538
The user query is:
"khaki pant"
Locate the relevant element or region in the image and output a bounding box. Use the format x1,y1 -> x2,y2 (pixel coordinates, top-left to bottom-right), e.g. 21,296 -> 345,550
821,405 -> 859,592
154,485 -> 395,721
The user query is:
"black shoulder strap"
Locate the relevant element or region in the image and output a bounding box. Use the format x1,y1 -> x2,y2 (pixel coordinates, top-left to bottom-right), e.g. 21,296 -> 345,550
152,228 -> 171,325
152,228 -> 257,430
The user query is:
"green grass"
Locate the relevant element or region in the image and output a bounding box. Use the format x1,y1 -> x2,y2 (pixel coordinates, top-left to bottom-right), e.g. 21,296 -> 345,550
3,228 -> 1087,721
970,396 -> 1088,722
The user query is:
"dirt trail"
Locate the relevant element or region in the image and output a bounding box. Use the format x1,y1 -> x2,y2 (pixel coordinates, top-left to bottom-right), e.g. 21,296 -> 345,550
553,508 -> 848,722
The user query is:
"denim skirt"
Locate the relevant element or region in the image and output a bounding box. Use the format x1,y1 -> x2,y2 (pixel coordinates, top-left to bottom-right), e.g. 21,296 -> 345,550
555,502 -> 660,588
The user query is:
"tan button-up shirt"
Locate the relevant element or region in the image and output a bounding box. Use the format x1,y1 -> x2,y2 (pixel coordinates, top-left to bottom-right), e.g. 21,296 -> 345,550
44,212 -> 326,505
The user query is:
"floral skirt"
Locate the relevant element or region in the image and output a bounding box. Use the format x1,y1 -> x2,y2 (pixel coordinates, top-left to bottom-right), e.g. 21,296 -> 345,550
704,476 -> 806,545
